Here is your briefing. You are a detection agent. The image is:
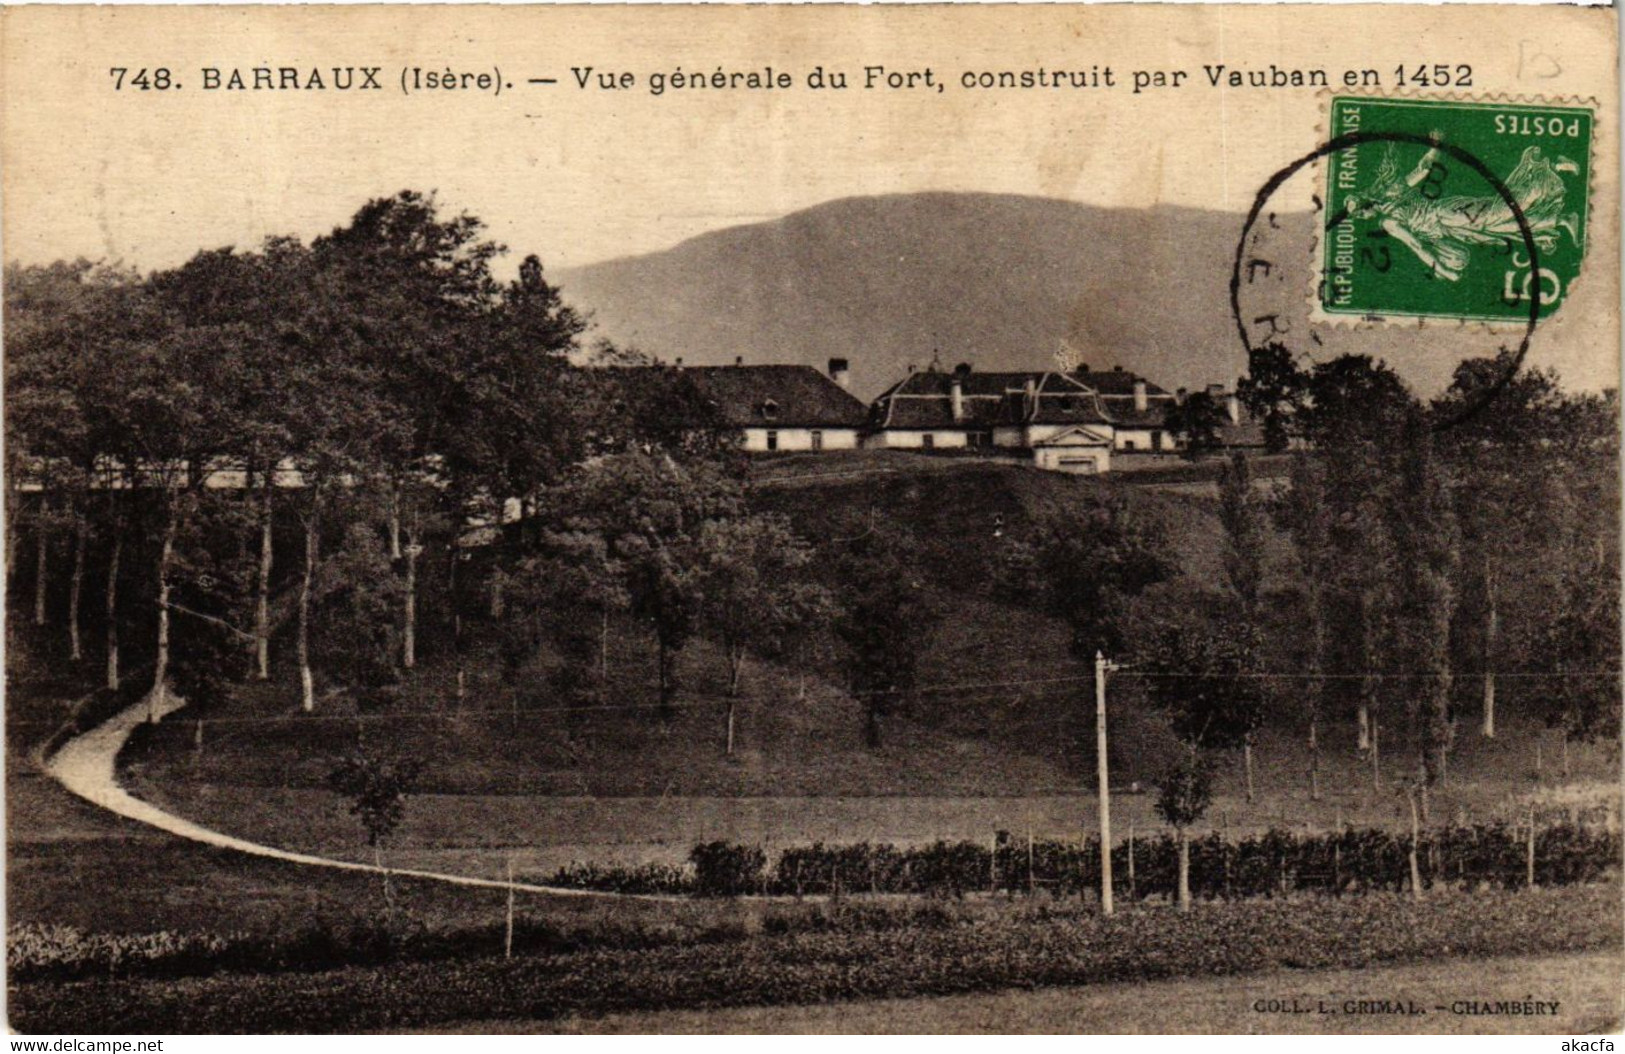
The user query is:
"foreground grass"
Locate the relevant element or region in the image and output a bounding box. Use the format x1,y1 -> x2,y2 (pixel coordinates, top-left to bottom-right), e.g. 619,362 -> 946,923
523,950 -> 1624,1035
11,881 -> 1620,1033
5,678 -> 749,940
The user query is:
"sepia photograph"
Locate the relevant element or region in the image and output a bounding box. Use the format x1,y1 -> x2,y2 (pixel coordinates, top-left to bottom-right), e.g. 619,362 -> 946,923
1,2 -> 1620,1036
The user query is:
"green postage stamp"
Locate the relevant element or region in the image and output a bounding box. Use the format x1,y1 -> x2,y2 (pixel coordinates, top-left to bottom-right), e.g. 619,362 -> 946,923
1320,95 -> 1594,324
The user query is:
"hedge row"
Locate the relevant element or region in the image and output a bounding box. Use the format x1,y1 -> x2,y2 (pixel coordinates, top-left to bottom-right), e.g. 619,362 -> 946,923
6,914 -> 748,985
14,881 -> 1620,1033
546,823 -> 1623,898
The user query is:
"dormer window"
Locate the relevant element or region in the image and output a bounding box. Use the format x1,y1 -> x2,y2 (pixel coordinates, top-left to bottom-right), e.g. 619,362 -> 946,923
761,399 -> 780,421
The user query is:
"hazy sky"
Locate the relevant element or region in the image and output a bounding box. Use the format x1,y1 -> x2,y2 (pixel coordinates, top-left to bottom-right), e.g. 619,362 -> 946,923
4,4 -> 1612,276
2,5 -> 1617,394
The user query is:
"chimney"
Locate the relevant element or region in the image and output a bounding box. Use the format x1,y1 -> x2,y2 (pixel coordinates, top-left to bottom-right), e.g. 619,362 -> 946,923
1227,393 -> 1242,424
1023,377 -> 1038,419
828,357 -> 851,390
950,374 -> 965,423
735,355 -> 744,367
674,356 -> 684,371
1176,387 -> 1188,405
907,363 -> 917,375
1207,383 -> 1225,398
1133,380 -> 1148,413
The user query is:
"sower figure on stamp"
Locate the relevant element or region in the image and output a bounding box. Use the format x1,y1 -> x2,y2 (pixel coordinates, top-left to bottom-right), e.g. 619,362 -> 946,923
1352,137 -> 1582,281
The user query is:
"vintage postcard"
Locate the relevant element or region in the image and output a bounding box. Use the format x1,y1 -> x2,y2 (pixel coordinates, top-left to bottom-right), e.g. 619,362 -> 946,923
1,2 -> 1619,1037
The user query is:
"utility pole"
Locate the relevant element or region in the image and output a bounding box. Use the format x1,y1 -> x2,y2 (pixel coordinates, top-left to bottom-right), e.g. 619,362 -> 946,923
1096,651 -> 1117,916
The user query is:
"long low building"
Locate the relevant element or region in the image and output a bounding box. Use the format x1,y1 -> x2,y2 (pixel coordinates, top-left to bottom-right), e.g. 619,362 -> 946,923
644,356 -> 1257,473
679,357 -> 870,452
864,361 -> 1251,473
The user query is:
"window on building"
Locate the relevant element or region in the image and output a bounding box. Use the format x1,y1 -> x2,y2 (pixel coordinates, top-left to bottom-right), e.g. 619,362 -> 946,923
1123,439 -> 1137,452
811,430 -> 824,451
922,433 -> 936,450
766,431 -> 779,451
967,431 -> 987,449
761,400 -> 779,421
1153,431 -> 1164,452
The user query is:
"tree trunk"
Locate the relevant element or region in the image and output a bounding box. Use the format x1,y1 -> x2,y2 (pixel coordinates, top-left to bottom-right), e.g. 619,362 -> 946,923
374,843 -> 396,924
1307,583 -> 1325,801
1177,828 -> 1191,913
1127,822 -> 1137,900
1526,805 -> 1537,889
33,496 -> 50,626
1370,720 -> 1381,789
449,544 -> 465,704
4,472 -> 18,584
105,528 -> 121,691
150,511 -> 178,722
1407,788 -> 1423,901
1482,580 -> 1498,738
298,508 -> 319,712
1308,718 -> 1321,802
255,472 -> 274,681
725,646 -> 744,756
68,507 -> 87,660
1356,592 -> 1374,751
489,570 -> 505,619
656,633 -> 676,720
387,483 -> 401,560
1243,738 -> 1255,804
402,523 -> 417,670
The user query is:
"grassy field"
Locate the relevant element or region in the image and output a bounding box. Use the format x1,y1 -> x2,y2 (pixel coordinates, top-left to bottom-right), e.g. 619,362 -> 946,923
10,455 -> 1619,1035
102,460 -> 1616,876
121,741 -> 1619,883
12,882 -> 1620,1032
522,950 -> 1624,1035
4,672 -> 756,939
118,660 -> 1617,879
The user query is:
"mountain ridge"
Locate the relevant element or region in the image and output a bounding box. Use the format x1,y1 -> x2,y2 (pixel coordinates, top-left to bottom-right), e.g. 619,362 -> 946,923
555,192 -> 1611,401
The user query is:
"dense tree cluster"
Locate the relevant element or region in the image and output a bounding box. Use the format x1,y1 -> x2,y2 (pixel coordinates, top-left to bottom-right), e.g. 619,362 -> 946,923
1227,351 -> 1617,814
6,192 -> 1618,788
7,194 -> 801,741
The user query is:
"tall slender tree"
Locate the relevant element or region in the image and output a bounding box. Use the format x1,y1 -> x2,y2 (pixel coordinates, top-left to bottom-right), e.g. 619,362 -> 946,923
697,514 -> 833,755
1275,453 -> 1333,799
1386,411 -> 1458,809
1217,452 -> 1268,800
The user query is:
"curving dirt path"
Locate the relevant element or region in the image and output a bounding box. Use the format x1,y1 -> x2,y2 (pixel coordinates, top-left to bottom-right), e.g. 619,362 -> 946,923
44,690 -> 678,901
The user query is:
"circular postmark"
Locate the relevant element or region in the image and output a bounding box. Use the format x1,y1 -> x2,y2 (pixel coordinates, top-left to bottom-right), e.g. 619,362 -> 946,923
1231,129 -> 1544,432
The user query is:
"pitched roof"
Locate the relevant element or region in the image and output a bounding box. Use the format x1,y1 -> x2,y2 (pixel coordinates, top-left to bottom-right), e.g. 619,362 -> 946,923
870,369 -> 1113,430
1074,369 -> 1172,398
683,365 -> 869,429
1098,398 -> 1179,428
1075,368 -> 1180,427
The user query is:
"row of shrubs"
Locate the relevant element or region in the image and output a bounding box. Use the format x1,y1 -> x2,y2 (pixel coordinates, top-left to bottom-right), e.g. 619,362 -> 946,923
7,912 -> 750,985
14,881 -> 1620,1032
7,902 -> 992,986
545,823 -> 1623,898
